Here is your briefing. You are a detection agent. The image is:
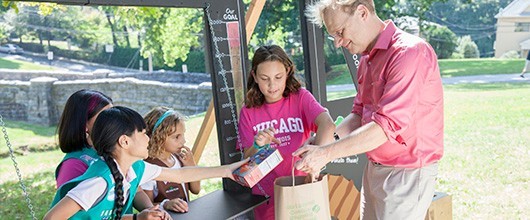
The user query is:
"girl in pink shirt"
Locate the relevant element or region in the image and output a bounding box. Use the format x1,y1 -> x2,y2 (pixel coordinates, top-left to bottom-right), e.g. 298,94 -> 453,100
236,45 -> 335,220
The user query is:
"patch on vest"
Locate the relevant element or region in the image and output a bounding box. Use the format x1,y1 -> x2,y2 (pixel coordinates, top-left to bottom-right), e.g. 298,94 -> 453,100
166,186 -> 180,194
100,209 -> 114,219
80,154 -> 98,166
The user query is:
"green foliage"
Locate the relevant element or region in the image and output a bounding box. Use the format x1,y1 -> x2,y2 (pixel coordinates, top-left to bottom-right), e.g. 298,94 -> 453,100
426,0 -> 513,57
117,7 -> 203,67
423,24 -> 457,59
374,1 -> 400,20
291,53 -> 304,71
396,0 -> 445,21
249,0 -> 299,46
500,50 -> 521,59
0,23 -> 7,43
1,0 -> 17,13
453,35 -> 479,59
175,49 -> 206,73
70,7 -> 113,48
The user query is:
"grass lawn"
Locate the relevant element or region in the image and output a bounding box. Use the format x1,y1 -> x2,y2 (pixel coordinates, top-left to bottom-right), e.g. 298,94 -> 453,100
439,58 -> 524,77
326,58 -> 526,86
327,64 -> 355,86
328,89 -> 356,101
0,120 -> 57,156
0,57 -> 56,71
0,83 -> 528,219
438,82 -> 529,219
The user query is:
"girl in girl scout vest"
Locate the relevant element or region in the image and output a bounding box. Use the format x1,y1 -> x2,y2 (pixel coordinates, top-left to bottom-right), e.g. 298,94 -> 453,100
45,106 -> 248,220
141,107 -> 200,213
54,90 -> 160,217
55,89 -> 113,188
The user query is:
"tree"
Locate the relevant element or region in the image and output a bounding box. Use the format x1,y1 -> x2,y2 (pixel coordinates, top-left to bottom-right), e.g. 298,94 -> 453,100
116,7 -> 203,67
423,24 -> 457,59
0,24 -> 7,43
459,35 -> 479,58
2,9 -> 29,43
426,0 -> 513,57
246,0 -> 445,50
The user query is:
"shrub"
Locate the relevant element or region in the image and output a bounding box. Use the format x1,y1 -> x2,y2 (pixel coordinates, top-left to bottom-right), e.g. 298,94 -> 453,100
0,25 -> 7,44
175,49 -> 206,73
500,50 -> 520,59
17,42 -> 45,53
291,53 -> 304,71
458,36 -> 480,58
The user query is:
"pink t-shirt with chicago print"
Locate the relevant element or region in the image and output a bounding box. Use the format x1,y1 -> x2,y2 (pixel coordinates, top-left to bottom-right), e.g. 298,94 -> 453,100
236,88 -> 326,220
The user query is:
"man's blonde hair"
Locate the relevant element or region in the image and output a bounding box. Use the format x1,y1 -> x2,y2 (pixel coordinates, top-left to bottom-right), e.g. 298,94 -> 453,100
305,0 -> 375,27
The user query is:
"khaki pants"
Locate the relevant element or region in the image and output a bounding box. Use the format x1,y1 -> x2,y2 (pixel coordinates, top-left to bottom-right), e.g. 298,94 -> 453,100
361,162 -> 438,220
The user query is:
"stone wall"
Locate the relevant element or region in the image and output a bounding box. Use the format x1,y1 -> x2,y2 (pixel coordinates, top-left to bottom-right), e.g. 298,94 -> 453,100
0,80 -> 30,121
0,77 -> 212,126
0,69 -> 211,84
115,72 -> 211,84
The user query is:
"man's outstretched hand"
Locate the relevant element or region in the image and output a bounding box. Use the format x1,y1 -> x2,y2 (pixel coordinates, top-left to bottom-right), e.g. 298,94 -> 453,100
293,144 -> 330,178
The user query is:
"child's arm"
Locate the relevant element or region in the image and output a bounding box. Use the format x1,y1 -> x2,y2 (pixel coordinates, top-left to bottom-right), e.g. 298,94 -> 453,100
243,146 -> 259,159
177,146 -> 201,194
133,187 -> 155,210
188,181 -> 201,195
155,159 -> 249,183
44,197 -> 82,220
243,127 -> 281,158
140,180 -> 156,202
312,111 -> 336,145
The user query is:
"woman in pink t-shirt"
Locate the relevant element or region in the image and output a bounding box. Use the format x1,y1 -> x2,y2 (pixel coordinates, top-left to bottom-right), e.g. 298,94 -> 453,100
236,45 -> 336,220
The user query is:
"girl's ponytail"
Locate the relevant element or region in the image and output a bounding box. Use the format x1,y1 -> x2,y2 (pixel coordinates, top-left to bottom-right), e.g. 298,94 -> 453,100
102,154 -> 125,219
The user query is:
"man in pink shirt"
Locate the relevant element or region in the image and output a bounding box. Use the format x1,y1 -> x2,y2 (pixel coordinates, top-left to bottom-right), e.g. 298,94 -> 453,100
294,0 -> 443,219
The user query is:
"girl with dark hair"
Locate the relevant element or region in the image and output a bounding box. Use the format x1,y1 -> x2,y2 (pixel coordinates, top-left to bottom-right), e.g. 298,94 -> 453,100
236,45 -> 336,219
55,89 -> 113,187
45,106 -> 247,220
141,107 -> 200,213
54,90 -> 167,218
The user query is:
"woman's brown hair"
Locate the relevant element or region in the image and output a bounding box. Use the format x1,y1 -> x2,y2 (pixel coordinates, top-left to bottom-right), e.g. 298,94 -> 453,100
245,45 -> 301,108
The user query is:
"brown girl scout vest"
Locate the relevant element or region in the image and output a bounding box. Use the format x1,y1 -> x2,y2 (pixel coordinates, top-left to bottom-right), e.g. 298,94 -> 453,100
145,155 -> 189,202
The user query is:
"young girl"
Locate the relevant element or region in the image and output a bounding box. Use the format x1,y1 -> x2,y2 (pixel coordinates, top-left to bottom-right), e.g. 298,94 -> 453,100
54,90 -> 158,216
141,107 -> 200,213
236,45 -> 336,219
55,89 -> 113,187
45,106 -> 247,220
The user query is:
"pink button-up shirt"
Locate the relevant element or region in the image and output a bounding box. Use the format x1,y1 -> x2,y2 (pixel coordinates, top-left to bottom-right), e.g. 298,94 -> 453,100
352,21 -> 443,168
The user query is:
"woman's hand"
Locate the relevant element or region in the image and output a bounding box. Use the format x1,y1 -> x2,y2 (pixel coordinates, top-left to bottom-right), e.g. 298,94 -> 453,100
164,198 -> 189,213
177,146 -> 196,166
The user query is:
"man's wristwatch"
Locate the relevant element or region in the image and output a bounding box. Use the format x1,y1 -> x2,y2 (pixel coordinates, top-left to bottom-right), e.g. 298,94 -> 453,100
334,132 -> 340,141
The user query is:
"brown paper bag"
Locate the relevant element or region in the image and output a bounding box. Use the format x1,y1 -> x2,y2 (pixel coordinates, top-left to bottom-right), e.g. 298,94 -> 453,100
274,175 -> 331,220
